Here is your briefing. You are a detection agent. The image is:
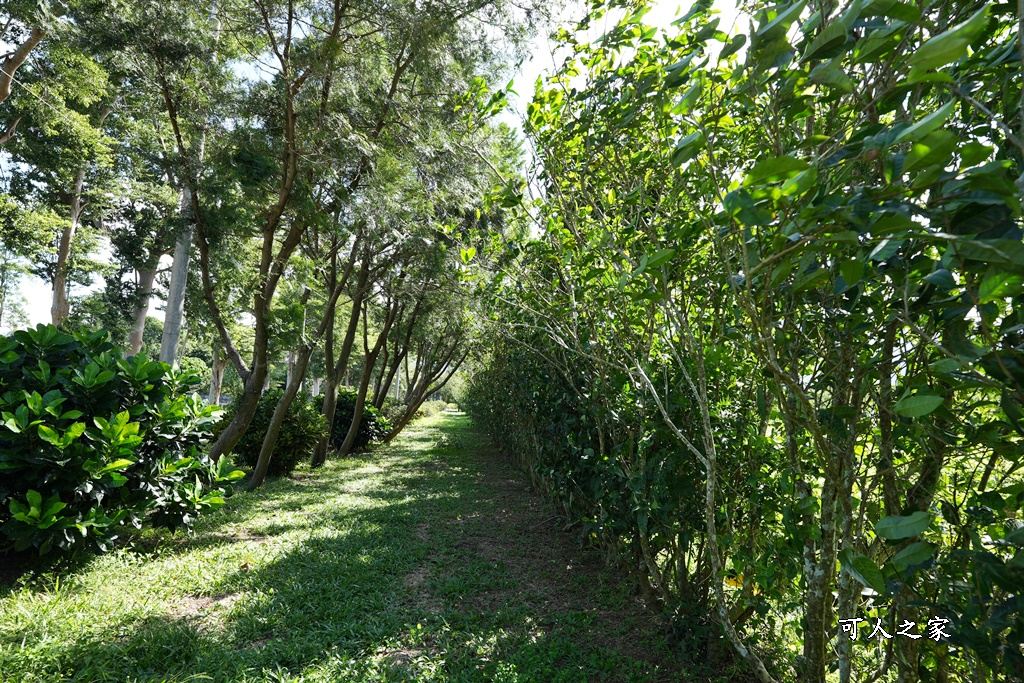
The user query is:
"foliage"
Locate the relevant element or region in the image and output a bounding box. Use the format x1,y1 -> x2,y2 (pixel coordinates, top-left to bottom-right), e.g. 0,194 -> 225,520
420,400 -> 451,418
378,396 -> 407,424
224,387 -> 327,478
0,324 -> 242,554
326,388 -> 392,454
470,1 -> 1024,681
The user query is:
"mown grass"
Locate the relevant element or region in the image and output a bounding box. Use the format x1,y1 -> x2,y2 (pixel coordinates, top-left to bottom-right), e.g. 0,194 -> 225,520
0,413 -> 681,682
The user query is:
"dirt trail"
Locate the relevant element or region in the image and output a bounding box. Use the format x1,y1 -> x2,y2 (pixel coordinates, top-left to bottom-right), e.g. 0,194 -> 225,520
399,416 -> 688,681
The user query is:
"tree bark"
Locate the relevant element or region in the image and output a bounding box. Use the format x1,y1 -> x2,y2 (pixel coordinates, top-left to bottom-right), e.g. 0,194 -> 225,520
337,299 -> 398,456
210,363 -> 268,459
209,345 -> 226,405
286,350 -> 297,386
312,265 -> 369,467
249,344 -> 313,490
249,261 -> 351,486
160,191 -> 193,363
51,168 -> 86,326
375,296 -> 423,409
128,267 -> 158,355
0,25 -> 45,106
382,349 -> 467,442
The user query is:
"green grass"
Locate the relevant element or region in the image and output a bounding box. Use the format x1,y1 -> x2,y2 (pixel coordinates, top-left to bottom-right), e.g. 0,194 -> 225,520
0,414 -> 683,682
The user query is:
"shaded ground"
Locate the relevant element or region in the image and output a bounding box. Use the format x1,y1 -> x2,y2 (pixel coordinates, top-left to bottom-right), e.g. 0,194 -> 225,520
0,413 -> 686,682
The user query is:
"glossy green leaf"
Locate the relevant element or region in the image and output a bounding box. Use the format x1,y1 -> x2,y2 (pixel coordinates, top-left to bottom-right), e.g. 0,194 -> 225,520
840,550 -> 887,593
645,248 -> 676,270
875,511 -> 931,540
744,156 -> 809,185
719,34 -> 746,60
892,100 -> 956,145
979,269 -> 1024,302
802,21 -> 849,61
894,393 -> 944,417
839,260 -> 864,286
891,541 -> 936,567
908,5 -> 990,71
672,131 -> 704,165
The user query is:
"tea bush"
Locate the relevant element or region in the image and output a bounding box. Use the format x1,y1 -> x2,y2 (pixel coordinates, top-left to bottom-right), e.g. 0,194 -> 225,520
225,387 -> 327,477
0,325 -> 242,554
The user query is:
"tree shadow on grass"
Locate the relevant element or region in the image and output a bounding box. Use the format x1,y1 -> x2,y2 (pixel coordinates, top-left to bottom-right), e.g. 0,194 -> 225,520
3,416 -> 687,682
0,450 -> 400,596
18,495 -> 442,682
36,513 -> 675,683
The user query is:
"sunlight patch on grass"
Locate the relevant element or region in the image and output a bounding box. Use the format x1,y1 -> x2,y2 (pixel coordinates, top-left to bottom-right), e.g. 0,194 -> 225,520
0,413 -> 679,683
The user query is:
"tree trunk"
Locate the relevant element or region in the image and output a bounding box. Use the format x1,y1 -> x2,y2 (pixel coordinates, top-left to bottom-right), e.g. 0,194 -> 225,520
803,474 -> 838,683
208,363 -> 267,460
286,350 -> 297,386
376,349 -> 405,409
372,341 -> 388,404
337,352 -> 377,457
128,267 -> 158,355
337,301 -> 397,456
160,198 -> 193,363
249,345 -> 313,490
209,345 -> 227,405
374,298 -> 422,409
0,25 -> 45,106
382,349 -> 467,443
51,169 -> 86,327
312,271 -> 369,467
313,375 -> 339,467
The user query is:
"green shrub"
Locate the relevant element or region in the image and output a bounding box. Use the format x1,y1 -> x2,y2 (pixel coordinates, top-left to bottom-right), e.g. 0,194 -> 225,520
324,388 -> 391,452
225,387 -> 326,477
420,400 -> 448,418
0,324 -> 242,555
378,396 -> 406,424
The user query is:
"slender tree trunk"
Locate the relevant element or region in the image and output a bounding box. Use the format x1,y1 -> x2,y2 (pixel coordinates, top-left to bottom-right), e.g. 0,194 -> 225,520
0,263 -> 9,329
375,298 -> 422,408
337,352 -> 377,457
161,0 -> 219,361
313,376 -> 340,466
209,363 -> 268,460
337,301 -> 397,456
382,349 -> 466,443
286,350 -> 297,386
51,169 -> 86,327
160,196 -> 193,363
376,349 -> 406,409
209,345 -> 226,405
249,345 -> 314,490
804,473 -> 838,683
372,341 -> 388,403
128,267 -> 158,355
312,272 -> 369,467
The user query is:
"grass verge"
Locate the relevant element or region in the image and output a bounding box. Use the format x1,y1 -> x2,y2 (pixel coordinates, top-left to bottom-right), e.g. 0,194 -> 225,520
0,413 -> 684,682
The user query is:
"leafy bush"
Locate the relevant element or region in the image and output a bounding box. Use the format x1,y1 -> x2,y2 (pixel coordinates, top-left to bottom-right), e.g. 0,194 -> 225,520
325,388 -> 391,452
378,396 -> 406,424
225,387 -> 326,477
0,324 -> 242,555
419,400 -> 449,418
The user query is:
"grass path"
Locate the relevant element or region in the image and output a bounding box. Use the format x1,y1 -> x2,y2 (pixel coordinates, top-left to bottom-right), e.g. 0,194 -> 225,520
0,413 -> 685,682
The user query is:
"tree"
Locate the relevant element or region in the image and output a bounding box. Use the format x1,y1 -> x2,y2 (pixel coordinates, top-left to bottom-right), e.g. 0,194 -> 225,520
470,0 -> 1024,681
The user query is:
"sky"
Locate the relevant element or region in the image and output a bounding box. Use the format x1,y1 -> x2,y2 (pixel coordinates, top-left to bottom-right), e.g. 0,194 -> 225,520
7,0 -> 742,333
